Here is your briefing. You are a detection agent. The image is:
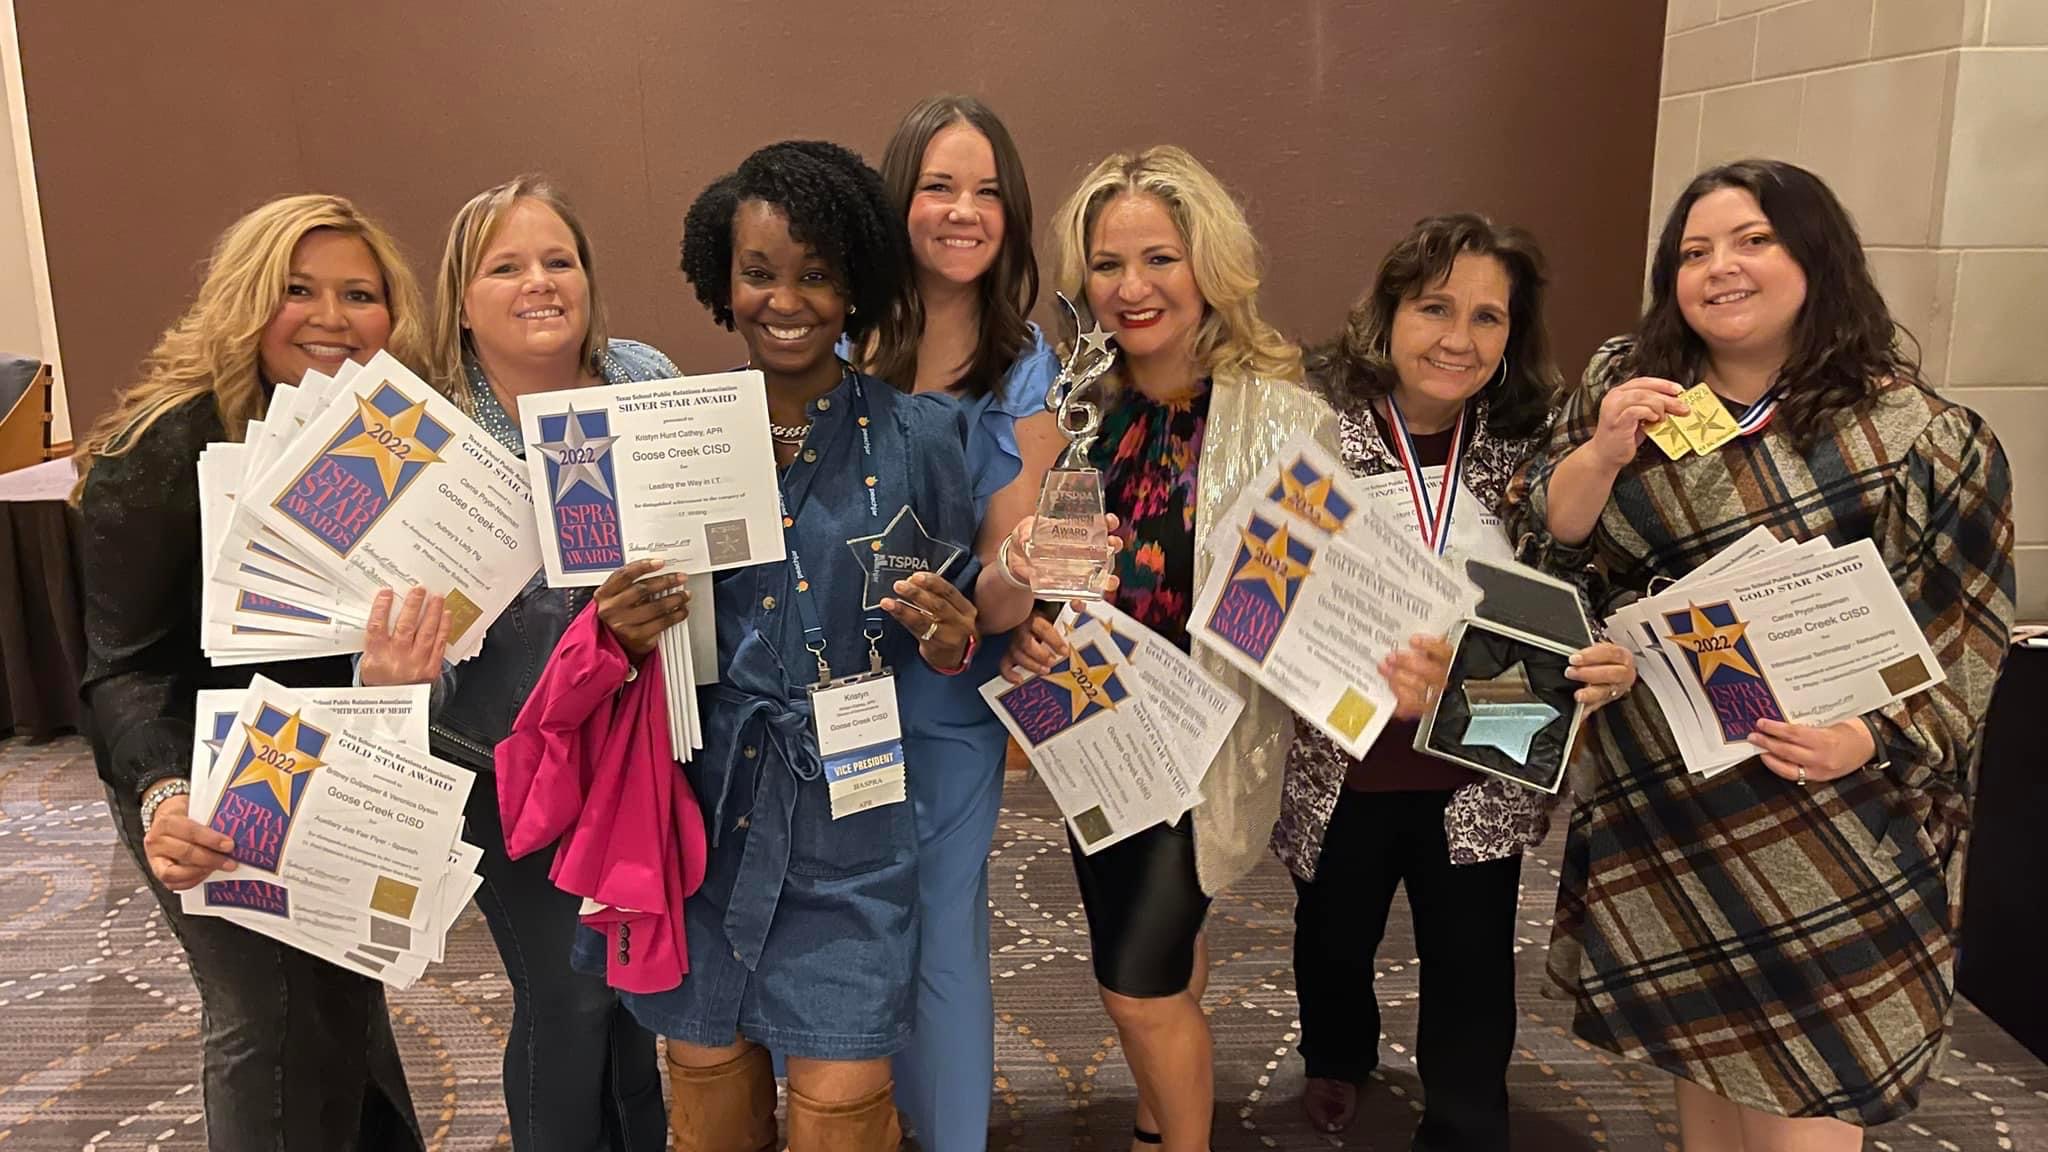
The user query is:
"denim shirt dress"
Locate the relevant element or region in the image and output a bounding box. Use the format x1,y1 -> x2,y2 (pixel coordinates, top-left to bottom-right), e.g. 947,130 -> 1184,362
612,370 -> 978,1060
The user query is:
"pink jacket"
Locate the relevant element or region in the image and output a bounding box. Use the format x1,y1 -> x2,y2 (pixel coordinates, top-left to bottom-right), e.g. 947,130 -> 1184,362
495,602 -> 707,994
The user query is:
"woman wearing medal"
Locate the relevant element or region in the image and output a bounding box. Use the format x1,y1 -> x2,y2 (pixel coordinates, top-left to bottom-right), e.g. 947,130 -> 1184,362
1270,214 -> 1637,1146
1002,145 -> 1330,1152
1517,160 -> 2014,1147
593,140 -> 979,1152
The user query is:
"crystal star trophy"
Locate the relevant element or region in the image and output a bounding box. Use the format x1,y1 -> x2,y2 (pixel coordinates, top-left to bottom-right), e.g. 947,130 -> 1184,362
1414,557 -> 1597,793
1027,295 -> 1118,600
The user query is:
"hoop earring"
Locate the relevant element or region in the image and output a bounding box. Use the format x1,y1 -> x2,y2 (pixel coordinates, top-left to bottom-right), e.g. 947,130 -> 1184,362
1490,354 -> 1509,389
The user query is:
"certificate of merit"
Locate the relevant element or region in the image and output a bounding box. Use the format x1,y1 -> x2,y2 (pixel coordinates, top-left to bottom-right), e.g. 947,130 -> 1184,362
516,371 -> 786,586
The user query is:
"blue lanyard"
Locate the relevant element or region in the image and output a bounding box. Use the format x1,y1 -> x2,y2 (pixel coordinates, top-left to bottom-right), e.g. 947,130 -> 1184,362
778,370 -> 886,685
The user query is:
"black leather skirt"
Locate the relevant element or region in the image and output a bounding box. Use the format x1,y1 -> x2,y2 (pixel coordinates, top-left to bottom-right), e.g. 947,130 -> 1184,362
1069,814 -> 1212,998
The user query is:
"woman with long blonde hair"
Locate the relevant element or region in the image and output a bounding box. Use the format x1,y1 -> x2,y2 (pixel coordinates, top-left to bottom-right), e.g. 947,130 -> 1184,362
76,193 -> 429,1151
357,173 -> 677,1151
1000,146 -> 1335,1152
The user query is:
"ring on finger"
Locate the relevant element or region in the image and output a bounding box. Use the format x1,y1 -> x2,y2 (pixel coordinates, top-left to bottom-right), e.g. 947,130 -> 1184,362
921,619 -> 940,642
1795,764 -> 1808,786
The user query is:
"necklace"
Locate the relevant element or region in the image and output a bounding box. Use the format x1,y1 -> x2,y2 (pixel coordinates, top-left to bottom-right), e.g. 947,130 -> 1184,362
770,420 -> 810,445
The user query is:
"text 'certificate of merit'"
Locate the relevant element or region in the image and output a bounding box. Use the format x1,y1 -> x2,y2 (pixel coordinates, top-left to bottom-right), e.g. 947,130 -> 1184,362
517,371 -> 786,586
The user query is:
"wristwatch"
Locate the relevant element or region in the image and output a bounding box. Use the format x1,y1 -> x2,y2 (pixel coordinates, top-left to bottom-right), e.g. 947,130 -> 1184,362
139,778 -> 190,830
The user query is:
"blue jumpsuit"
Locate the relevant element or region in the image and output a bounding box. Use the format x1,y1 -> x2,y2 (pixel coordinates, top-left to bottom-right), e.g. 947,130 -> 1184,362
892,329 -> 1057,1149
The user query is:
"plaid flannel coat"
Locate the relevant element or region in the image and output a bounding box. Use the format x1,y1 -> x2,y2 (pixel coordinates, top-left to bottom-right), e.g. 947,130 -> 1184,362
1506,338 -> 2015,1125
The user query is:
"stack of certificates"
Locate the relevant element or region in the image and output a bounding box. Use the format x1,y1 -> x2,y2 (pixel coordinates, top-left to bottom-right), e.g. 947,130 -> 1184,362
199,351 -> 541,666
1608,527 -> 1944,777
1188,435 -> 1475,759
514,371 -> 785,760
180,677 -> 482,989
982,601 -> 1244,853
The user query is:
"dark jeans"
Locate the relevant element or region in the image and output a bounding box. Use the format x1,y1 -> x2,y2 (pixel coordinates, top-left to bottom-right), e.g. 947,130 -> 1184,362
466,776 -> 666,1151
107,786 -> 423,1152
1292,788 -> 1522,1152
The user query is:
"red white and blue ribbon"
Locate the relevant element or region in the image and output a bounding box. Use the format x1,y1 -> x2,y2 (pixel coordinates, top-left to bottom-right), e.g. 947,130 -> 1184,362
1385,398 -> 1468,558
1733,384 -> 1785,437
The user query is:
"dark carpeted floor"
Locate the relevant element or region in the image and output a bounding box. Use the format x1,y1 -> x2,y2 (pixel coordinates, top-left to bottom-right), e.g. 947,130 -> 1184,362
1,735 -> 2042,1150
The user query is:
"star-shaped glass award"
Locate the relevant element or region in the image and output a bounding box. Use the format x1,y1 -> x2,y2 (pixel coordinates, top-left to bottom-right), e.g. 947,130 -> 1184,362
846,505 -> 968,610
1457,660 -> 1560,763
531,405 -> 621,502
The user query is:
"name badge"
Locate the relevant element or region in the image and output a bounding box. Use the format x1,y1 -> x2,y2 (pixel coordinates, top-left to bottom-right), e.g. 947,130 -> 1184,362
810,670 -> 907,820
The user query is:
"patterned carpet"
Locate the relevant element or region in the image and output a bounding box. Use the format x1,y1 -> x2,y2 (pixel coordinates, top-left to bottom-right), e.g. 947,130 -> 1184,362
2,735 -> 2043,1151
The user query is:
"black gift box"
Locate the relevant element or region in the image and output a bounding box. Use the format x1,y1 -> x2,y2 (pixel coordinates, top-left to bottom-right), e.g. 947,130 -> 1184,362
1413,558 -> 1593,794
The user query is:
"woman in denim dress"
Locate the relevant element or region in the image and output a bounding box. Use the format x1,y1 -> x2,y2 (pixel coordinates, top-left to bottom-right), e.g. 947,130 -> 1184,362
594,141 -> 980,1152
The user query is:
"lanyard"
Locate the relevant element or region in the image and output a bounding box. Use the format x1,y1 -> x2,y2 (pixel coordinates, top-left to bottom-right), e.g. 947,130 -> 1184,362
778,370 -> 886,685
1384,396 -> 1470,557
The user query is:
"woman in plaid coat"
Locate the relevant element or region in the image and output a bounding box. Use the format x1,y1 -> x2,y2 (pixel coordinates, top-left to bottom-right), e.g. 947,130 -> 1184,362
1511,159 -> 2015,1148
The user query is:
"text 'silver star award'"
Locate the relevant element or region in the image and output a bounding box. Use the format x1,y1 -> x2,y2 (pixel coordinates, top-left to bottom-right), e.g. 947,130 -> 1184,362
1029,295 -> 1118,600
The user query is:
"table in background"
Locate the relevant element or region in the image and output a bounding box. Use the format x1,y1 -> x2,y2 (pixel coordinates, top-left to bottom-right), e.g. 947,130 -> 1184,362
1959,642 -> 2048,1064
0,457 -> 83,741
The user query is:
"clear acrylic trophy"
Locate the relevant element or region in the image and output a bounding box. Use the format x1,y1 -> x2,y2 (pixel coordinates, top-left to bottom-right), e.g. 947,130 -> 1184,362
1028,295 -> 1118,600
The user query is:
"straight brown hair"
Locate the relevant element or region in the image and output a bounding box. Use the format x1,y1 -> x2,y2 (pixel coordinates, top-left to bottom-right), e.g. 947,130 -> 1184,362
868,95 -> 1039,398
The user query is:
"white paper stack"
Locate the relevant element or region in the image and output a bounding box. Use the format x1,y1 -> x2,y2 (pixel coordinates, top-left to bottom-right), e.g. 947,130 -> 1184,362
1187,435 -> 1475,760
982,602 -> 1243,853
514,372 -> 785,761
1608,528 -> 1943,777
199,351 -> 542,666
179,677 -> 482,988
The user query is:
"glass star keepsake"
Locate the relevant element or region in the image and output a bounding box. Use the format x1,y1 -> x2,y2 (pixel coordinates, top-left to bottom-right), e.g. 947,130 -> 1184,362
846,505 -> 968,610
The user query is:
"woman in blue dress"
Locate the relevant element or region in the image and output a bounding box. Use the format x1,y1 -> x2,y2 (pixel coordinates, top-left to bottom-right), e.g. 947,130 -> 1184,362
593,140 -> 980,1152
859,94 -> 1060,1152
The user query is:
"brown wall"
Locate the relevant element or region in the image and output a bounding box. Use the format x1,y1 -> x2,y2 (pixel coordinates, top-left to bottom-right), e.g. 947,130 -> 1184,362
20,1 -> 1665,433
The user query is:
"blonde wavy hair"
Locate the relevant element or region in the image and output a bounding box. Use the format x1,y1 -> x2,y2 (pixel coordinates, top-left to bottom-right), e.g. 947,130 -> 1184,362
428,175 -> 609,412
72,194 -> 426,497
1048,145 -> 1300,387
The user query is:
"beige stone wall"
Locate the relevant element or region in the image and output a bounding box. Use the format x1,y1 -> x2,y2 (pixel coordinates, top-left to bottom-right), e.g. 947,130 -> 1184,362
1651,0 -> 2048,618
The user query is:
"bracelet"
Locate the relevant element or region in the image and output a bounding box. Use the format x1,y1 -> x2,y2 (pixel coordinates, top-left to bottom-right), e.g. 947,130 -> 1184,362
929,633 -> 979,676
995,532 -> 1032,592
139,778 -> 190,830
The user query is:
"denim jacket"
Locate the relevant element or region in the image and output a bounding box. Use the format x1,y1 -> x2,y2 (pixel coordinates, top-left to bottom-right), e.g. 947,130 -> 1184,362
431,339 -> 680,770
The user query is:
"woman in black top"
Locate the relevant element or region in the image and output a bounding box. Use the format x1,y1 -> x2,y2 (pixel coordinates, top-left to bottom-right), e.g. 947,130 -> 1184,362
74,193 -> 430,1152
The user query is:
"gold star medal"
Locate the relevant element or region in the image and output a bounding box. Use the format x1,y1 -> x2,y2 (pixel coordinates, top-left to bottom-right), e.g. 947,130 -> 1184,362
1644,415 -> 1694,460
1674,384 -> 1741,455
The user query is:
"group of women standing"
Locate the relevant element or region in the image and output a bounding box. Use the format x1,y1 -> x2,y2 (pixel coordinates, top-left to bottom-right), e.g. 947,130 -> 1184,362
75,87 -> 2012,1152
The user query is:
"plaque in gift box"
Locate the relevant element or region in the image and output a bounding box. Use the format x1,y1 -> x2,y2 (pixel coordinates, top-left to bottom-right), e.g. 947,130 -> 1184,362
1413,557 -> 1593,794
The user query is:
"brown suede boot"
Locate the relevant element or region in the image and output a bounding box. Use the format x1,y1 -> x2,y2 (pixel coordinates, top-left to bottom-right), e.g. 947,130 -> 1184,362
665,1043 -> 778,1152
784,1080 -> 902,1152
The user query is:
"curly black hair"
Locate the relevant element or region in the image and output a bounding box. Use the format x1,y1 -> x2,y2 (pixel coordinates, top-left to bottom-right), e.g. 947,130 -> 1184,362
680,140 -> 908,346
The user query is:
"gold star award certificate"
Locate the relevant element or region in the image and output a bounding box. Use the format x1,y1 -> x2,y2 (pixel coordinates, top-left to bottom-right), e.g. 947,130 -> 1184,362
1607,534 -> 1943,776
232,352 -> 541,662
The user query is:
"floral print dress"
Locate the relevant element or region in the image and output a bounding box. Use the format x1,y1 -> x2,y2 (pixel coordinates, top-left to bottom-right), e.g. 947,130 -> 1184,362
1088,384 -> 1210,652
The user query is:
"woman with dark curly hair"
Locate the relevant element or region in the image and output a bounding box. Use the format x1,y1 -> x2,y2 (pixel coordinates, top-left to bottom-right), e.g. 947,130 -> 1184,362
1515,160 -> 2014,1148
1271,214 -> 1634,1147
594,140 -> 980,1152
